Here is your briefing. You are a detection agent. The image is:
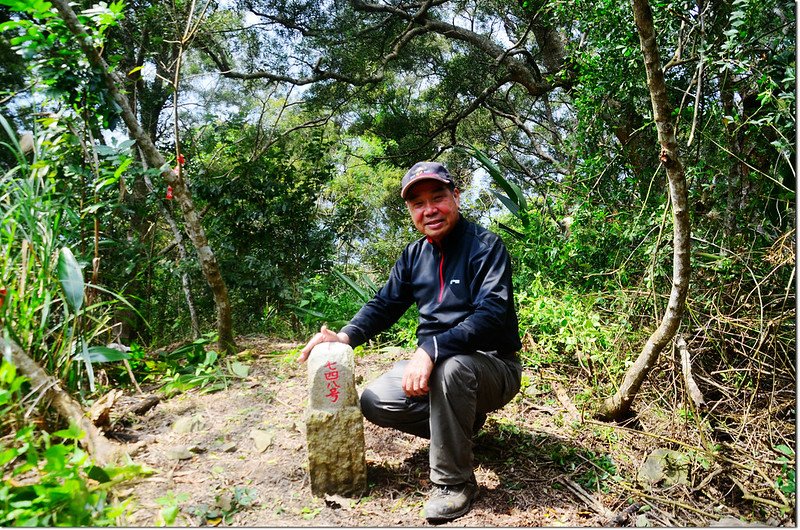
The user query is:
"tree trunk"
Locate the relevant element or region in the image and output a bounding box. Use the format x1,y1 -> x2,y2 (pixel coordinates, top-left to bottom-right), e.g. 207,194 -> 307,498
3,338 -> 120,466
142,170 -> 201,339
719,74 -> 741,251
598,0 -> 691,420
51,0 -> 236,354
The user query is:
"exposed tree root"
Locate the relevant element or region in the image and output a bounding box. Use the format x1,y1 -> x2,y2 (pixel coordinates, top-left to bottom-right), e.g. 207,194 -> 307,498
677,334 -> 706,409
3,338 -> 122,466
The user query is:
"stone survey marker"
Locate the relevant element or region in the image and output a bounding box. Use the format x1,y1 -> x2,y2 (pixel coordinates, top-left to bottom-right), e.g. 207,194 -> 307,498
305,342 -> 367,497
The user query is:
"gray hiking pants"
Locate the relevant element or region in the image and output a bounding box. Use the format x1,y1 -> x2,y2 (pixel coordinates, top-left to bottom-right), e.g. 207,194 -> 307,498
360,351 -> 522,485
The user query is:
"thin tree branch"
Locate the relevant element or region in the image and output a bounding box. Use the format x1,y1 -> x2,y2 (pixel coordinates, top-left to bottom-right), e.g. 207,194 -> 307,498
51,0 -> 235,353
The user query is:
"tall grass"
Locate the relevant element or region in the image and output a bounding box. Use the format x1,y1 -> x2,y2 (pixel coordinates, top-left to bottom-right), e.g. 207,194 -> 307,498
0,115 -> 128,394
0,115 -> 145,525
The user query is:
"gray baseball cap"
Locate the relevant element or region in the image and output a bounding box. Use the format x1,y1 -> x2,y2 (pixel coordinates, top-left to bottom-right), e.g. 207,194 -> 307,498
400,161 -> 454,199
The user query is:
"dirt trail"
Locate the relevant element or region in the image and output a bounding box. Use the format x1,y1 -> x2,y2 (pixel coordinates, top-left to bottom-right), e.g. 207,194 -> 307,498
113,336 -> 737,527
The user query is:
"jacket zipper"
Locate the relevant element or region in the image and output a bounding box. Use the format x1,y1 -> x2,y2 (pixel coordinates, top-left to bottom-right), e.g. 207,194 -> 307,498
437,247 -> 445,303
428,237 -> 446,303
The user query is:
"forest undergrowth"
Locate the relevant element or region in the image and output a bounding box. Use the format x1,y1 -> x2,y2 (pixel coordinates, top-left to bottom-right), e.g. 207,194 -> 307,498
2,249 -> 795,526
4,330 -> 793,527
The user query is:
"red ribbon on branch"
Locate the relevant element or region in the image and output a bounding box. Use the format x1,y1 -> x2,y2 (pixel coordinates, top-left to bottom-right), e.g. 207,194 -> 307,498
166,154 -> 184,200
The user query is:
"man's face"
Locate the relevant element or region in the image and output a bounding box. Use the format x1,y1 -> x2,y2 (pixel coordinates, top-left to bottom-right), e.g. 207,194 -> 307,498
405,180 -> 461,244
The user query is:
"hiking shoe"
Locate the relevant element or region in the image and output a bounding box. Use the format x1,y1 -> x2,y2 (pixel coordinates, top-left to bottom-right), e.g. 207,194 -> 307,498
423,480 -> 479,522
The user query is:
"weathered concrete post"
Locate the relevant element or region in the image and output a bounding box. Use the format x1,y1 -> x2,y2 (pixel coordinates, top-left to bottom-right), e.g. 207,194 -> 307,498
305,342 -> 367,497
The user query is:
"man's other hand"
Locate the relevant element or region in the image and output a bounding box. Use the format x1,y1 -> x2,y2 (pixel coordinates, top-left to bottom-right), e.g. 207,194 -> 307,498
402,348 -> 434,397
298,325 -> 349,362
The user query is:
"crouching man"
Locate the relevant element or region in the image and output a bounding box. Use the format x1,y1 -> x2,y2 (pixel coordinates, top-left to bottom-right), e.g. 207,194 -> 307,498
300,161 -> 522,522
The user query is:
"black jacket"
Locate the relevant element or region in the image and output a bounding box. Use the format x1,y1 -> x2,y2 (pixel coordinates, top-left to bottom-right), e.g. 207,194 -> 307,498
341,216 -> 521,363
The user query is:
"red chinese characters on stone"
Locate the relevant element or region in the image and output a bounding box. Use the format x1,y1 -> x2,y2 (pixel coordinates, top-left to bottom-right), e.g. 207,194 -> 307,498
326,381 -> 341,403
324,361 -> 340,403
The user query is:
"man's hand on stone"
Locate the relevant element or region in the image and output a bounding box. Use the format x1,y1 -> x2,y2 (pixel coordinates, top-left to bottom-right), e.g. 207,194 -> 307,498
402,348 -> 434,397
298,325 -> 350,363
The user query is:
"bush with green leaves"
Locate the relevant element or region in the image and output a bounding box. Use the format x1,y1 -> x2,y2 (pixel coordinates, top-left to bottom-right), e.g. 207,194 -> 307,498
0,360 -> 142,526
0,427 -> 140,526
117,333 -> 245,397
291,270 -> 418,349
514,272 -> 635,384
502,199 -> 665,295
548,443 -> 619,493
290,273 -> 371,332
774,445 -> 796,498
